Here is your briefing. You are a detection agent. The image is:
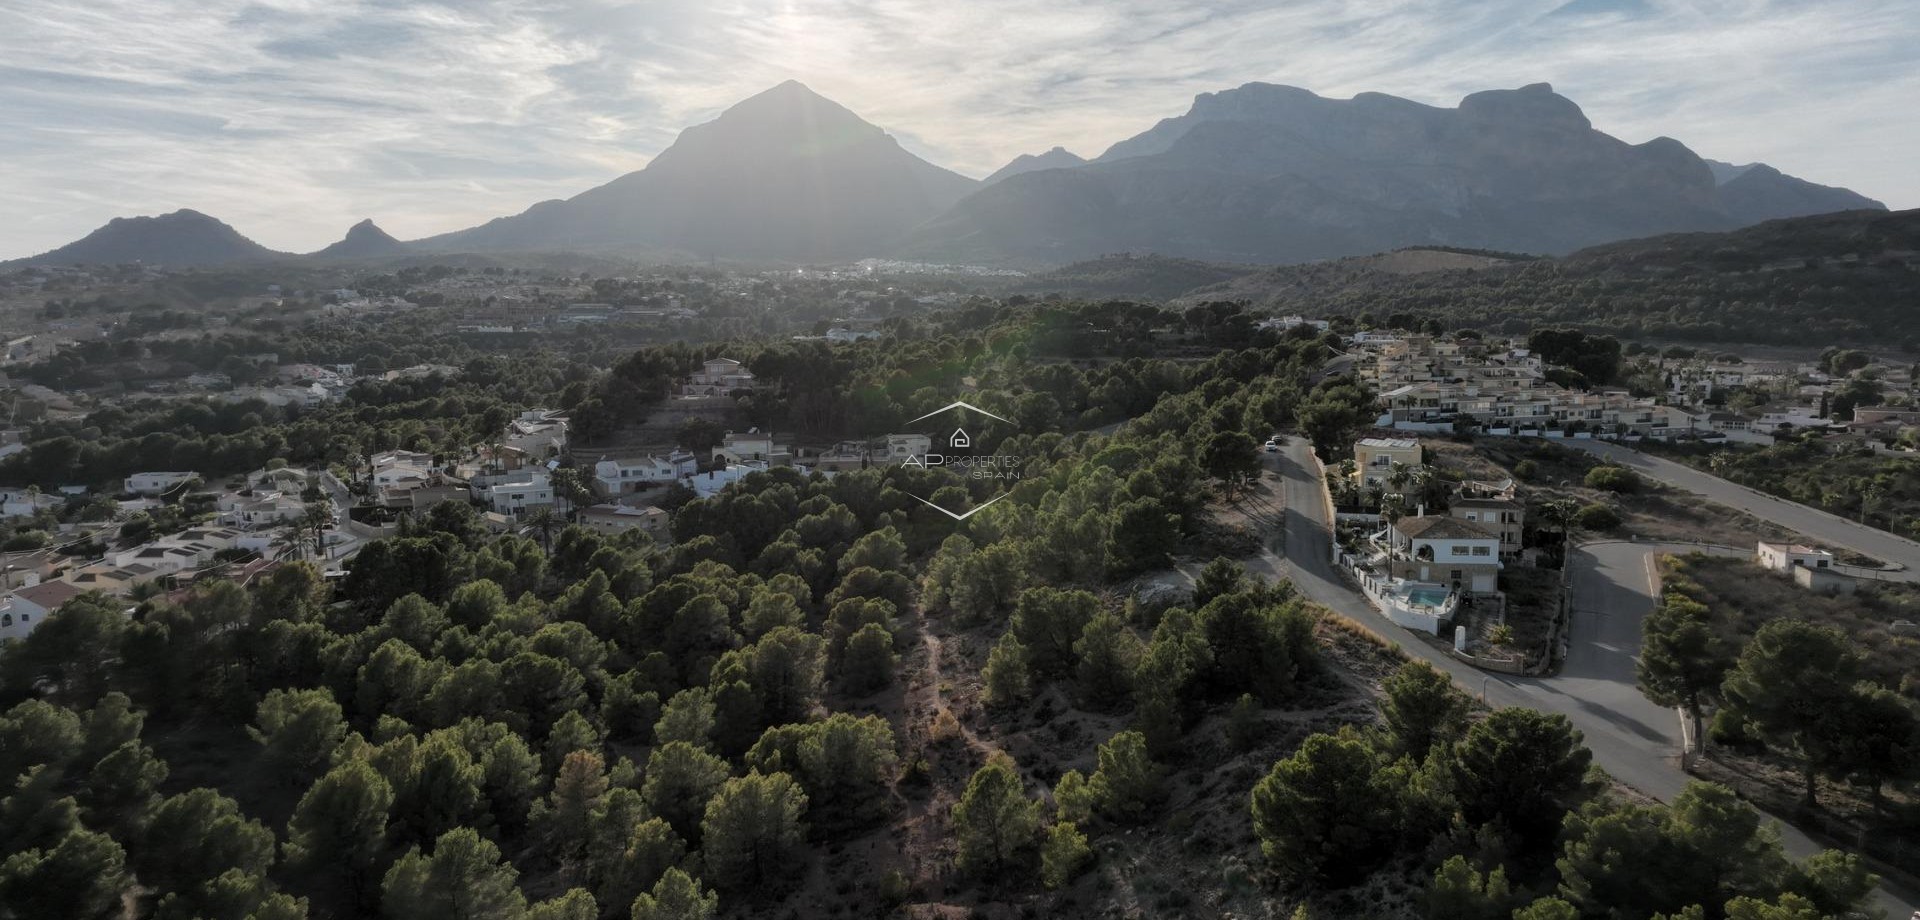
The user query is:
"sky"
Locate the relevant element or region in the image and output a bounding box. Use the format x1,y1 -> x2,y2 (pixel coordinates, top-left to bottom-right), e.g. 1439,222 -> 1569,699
2,0 -> 1916,258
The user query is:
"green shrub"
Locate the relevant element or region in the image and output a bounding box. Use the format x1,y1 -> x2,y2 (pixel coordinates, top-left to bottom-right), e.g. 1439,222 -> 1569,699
1583,466 -> 1639,493
1574,503 -> 1621,531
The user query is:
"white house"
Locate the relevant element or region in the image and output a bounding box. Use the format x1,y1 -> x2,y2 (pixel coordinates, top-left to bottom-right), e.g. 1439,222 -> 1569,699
1382,515 -> 1502,593
683,358 -> 757,396
373,466 -> 433,493
1755,406 -> 1830,431
486,474 -> 555,517
714,430 -> 777,465
0,580 -> 84,642
1755,541 -> 1835,574
372,450 -> 435,472
125,471 -> 197,495
218,492 -> 306,529
688,464 -> 766,498
824,326 -> 881,343
0,489 -> 59,519
885,434 -> 932,461
503,410 -> 569,459
594,451 -> 698,495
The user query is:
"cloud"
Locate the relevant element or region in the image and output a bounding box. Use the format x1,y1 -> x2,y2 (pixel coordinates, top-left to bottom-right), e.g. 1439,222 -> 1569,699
0,0 -> 1914,257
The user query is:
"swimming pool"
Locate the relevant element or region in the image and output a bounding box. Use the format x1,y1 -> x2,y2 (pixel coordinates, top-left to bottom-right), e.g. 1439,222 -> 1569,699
1404,588 -> 1451,609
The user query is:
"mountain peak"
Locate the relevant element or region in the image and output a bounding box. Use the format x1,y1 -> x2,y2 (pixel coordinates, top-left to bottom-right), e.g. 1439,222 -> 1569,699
418,81 -> 977,260
314,218 -> 408,260
1458,83 -> 1590,129
984,146 -> 1088,185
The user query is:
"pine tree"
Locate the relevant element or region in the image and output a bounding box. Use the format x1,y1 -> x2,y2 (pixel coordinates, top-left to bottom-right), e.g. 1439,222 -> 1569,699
951,756 -> 1042,879
286,760 -> 394,896
0,827 -> 128,920
629,868 -> 717,920
1379,661 -> 1468,760
838,622 -> 897,695
981,632 -> 1032,708
529,750 -> 608,876
1040,821 -> 1092,890
1088,731 -> 1164,824
379,827 -> 527,920
1250,729 -> 1400,886
641,742 -> 730,843
699,771 -> 809,893
1073,611 -> 1142,711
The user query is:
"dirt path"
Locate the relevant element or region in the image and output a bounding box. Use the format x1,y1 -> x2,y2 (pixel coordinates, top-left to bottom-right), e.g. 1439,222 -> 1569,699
895,605 -> 1013,902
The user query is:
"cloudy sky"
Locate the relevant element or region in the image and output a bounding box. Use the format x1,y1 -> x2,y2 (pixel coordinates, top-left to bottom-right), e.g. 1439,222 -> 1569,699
2,0 -> 1915,258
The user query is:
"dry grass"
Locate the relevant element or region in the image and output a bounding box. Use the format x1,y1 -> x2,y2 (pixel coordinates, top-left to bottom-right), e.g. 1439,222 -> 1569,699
1657,553 -> 1920,883
1662,553 -> 1920,693
1428,438 -> 1802,548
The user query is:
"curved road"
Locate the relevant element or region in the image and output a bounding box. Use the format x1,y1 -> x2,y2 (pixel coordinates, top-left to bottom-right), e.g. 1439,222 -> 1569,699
1251,439 -> 1917,916
1571,440 -> 1920,578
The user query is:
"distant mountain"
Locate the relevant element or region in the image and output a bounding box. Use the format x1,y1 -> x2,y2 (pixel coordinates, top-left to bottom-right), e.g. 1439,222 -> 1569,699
982,146 -> 1087,185
1177,208 -> 1920,345
421,81 -> 978,261
19,209 -> 282,267
1712,163 -> 1884,226
904,83 -> 1885,267
313,219 -> 409,260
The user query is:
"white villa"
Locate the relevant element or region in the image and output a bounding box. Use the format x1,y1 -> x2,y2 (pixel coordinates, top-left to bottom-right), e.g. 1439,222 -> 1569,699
593,451 -> 698,495
125,471 -> 197,495
1379,515 -> 1502,593
682,358 -> 757,396
1755,541 -> 1835,574
713,429 -> 783,465
486,474 -> 554,517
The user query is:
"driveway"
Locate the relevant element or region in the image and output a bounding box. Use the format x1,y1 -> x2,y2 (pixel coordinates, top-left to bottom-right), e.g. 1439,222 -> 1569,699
1251,439 -> 1918,915
1569,440 -> 1920,578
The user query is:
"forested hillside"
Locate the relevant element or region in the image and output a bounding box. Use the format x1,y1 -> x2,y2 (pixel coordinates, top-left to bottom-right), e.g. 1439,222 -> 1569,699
1182,209 -> 1920,345
0,305 -> 1886,920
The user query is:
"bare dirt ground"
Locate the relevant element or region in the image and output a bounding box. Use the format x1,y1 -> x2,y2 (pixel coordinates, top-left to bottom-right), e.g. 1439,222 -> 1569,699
811,474 -> 1442,920
1429,438 -> 1803,548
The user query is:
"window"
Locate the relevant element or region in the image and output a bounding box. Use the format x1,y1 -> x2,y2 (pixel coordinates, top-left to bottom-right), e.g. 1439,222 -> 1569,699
1,614 -> 9,627
1450,570 -> 1463,582
1450,546 -> 1471,556
1472,546 -> 1491,556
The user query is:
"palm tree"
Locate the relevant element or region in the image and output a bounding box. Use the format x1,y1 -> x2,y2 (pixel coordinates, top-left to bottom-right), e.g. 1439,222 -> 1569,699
298,502 -> 332,560
523,506 -> 559,553
1385,461 -> 1411,499
1381,493 -> 1410,527
1541,498 -> 1581,565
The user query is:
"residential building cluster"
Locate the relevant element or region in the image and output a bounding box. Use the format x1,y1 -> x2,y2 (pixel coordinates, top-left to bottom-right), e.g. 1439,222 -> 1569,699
1357,333 -> 1698,439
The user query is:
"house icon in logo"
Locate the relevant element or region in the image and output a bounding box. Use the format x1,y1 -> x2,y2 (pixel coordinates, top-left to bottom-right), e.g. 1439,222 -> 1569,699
950,428 -> 970,449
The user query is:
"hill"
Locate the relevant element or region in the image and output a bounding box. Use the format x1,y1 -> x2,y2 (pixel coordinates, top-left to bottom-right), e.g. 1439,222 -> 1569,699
14,209 -> 284,267
312,218 -> 410,260
904,82 -> 1883,267
419,81 -> 978,261
981,146 -> 1087,185
1188,208 -> 1920,344
1177,247 -> 1532,306
1016,253 -> 1262,300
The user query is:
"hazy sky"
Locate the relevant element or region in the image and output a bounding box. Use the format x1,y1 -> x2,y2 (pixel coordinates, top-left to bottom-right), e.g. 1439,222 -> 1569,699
2,0 -> 1915,258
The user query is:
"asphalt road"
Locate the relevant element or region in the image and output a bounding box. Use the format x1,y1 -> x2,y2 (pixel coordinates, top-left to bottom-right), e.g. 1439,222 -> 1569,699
1255,439 -> 1918,916
1570,440 -> 1920,578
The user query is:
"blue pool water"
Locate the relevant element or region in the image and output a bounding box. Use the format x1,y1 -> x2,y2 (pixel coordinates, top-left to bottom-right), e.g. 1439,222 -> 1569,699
1405,588 -> 1450,608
